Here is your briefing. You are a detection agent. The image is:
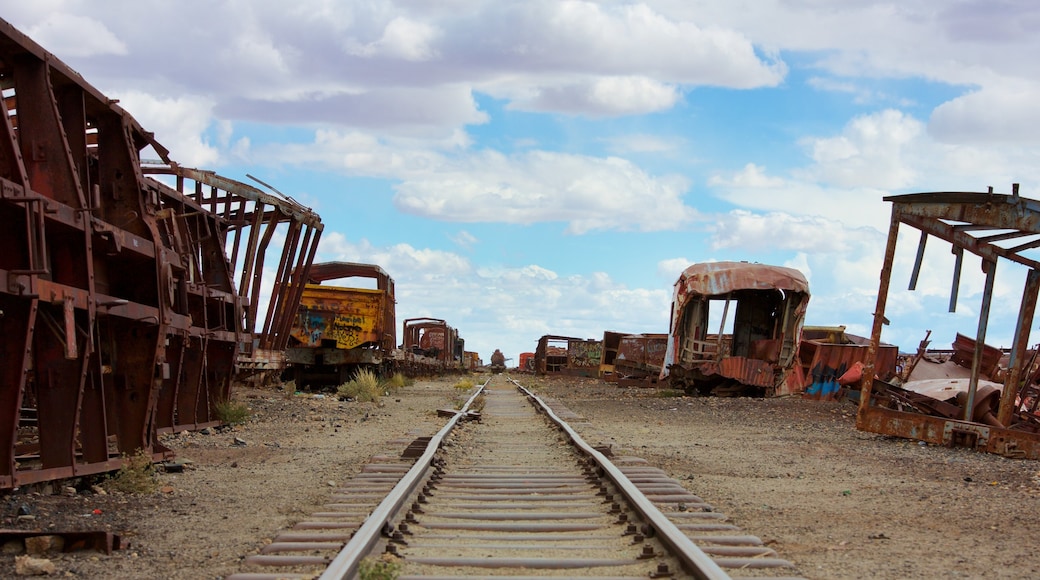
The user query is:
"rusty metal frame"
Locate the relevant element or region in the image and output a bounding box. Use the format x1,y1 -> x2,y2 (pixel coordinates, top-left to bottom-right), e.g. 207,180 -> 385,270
400,317 -> 464,374
661,261 -> 810,396
0,17 -> 321,489
534,334 -> 603,377
858,186 -> 1040,458
141,165 -> 323,385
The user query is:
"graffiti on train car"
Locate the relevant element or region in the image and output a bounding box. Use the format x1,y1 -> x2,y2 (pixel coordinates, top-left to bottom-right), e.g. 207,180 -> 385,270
799,326 -> 898,401
285,262 -> 396,387
614,333 -> 668,387
535,335 -> 602,377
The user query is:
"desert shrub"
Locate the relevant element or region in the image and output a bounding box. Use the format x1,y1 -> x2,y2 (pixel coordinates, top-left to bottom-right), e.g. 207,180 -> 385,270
214,399 -> 251,425
386,372 -> 412,391
102,449 -> 159,494
452,378 -> 474,391
358,556 -> 400,580
338,368 -> 382,402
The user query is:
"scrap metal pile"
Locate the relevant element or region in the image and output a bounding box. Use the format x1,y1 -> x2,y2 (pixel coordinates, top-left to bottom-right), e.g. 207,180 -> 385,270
858,187 -> 1040,458
0,18 -> 321,489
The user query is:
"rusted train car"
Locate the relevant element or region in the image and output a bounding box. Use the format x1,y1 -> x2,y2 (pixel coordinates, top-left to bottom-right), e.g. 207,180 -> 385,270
661,261 -> 810,396
284,262 -> 395,387
534,335 -> 602,377
399,317 -> 466,375
0,19 -> 321,489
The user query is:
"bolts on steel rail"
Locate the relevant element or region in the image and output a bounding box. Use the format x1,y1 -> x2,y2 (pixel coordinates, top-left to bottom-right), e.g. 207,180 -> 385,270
615,513 -> 628,524
631,533 -> 645,544
411,502 -> 424,514
608,502 -> 621,514
649,562 -> 673,578
638,544 -> 657,559
405,512 -> 419,524
623,523 -> 637,536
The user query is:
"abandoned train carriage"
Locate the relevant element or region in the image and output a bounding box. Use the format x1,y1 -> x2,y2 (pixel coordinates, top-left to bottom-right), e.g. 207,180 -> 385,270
662,261 -> 810,396
284,262 -> 396,387
0,18 -> 322,489
399,317 -> 466,375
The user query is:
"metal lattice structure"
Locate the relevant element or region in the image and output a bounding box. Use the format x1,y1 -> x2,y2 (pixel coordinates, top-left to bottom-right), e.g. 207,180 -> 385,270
0,18 -> 321,488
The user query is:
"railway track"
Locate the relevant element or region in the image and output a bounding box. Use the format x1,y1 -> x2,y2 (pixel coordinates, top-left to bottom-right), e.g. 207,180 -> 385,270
229,376 -> 803,579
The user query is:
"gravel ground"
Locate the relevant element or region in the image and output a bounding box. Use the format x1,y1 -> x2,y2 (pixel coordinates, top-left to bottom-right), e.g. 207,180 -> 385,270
0,373 -> 1037,579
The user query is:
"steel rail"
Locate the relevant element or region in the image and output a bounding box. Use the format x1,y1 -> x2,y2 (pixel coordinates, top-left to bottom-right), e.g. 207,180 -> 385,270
318,377 -> 490,580
511,379 -> 731,580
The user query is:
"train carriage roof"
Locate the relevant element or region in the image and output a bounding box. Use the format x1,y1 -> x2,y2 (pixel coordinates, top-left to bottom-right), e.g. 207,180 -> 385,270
674,261 -> 810,297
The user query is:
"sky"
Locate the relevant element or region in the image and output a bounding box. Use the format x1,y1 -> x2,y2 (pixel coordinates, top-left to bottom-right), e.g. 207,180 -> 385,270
8,1 -> 1040,363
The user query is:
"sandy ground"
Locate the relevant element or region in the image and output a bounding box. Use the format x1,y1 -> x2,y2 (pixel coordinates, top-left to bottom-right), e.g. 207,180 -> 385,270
1,374 -> 1038,579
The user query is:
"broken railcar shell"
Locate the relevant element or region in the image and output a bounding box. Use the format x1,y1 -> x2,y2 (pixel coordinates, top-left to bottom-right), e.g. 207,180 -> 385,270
661,261 -> 810,396
399,317 -> 465,375
284,262 -> 396,386
534,335 -> 603,377
858,186 -> 1040,458
0,17 -> 320,489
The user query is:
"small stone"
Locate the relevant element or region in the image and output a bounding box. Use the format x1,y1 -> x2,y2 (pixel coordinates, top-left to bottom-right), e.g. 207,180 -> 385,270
199,428 -> 212,435
15,554 -> 56,575
327,481 -> 336,487
25,535 -> 63,555
17,504 -> 32,516
62,487 -> 77,497
232,437 -> 247,446
2,540 -> 24,555
17,515 -> 36,523
91,485 -> 108,495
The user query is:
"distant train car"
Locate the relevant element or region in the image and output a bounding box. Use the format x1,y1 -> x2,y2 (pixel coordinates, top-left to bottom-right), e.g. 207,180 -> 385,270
614,333 -> 668,387
534,335 -> 602,377
518,352 -> 536,373
464,351 -> 482,371
661,261 -> 810,396
489,349 -> 507,373
284,262 -> 396,387
398,317 -> 465,375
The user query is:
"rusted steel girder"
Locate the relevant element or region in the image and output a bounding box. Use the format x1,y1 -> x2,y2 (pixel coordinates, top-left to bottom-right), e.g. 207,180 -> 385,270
0,17 -> 321,488
141,166 -> 323,386
858,187 -> 1040,459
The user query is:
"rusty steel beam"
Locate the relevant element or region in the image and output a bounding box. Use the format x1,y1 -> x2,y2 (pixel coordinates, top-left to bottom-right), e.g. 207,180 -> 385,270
858,187 -> 1040,459
0,16 -> 322,489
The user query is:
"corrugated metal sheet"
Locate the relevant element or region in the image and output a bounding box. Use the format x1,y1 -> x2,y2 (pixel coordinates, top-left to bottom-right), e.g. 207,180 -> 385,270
802,340 -> 898,400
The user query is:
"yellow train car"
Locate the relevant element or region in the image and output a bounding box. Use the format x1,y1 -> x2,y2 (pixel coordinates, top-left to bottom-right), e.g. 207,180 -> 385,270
285,262 -> 396,386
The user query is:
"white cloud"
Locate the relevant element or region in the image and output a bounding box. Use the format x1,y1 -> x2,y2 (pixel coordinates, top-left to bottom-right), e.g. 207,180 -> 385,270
450,230 -> 478,249
392,150 -> 697,234
114,91 -> 220,167
803,109 -> 923,190
657,257 -> 691,281
346,17 -> 440,61
264,132 -> 698,234
513,76 -> 681,116
604,133 -> 685,155
929,80 -> 1040,144
24,13 -> 126,57
709,164 -> 892,231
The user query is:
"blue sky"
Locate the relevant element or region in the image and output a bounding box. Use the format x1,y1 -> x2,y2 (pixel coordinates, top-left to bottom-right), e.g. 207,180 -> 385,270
9,1 -> 1040,363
